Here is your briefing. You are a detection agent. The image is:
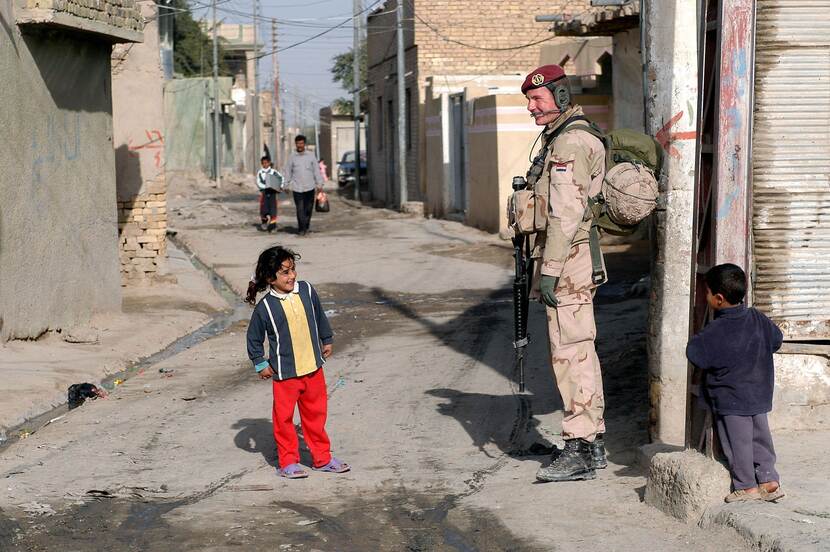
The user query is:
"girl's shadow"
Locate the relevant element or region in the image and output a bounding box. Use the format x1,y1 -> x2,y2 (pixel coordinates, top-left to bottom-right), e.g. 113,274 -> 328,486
232,418 -> 313,468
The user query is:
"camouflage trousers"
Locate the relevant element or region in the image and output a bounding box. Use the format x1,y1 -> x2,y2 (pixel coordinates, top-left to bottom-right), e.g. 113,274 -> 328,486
543,243 -> 606,442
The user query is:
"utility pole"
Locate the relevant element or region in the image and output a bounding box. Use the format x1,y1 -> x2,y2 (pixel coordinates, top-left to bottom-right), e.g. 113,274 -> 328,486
396,0 -> 407,207
271,18 -> 281,168
252,0 -> 260,173
352,0 -> 362,201
212,0 -> 222,187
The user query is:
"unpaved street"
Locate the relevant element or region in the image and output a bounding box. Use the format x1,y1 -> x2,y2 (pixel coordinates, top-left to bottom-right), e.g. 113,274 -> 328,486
0,176 -> 749,551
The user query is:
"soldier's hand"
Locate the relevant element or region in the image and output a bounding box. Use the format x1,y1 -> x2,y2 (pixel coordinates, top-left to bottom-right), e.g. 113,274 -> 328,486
540,276 -> 559,307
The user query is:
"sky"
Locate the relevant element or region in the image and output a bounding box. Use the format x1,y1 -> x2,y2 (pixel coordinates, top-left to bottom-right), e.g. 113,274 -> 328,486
191,0 -> 374,128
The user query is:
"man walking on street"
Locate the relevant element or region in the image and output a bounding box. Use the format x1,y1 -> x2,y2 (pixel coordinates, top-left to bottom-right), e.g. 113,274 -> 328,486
284,135 -> 323,236
521,65 -> 608,483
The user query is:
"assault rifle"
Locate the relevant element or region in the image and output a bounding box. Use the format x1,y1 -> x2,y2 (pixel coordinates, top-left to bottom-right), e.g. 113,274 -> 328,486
510,134 -> 554,392
511,175 -> 533,393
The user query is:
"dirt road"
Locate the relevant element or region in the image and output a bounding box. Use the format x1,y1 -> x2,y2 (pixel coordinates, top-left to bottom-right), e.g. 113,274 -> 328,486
0,176 -> 748,551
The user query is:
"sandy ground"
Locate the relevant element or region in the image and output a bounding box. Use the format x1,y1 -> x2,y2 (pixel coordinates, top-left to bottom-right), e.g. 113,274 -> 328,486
0,242 -> 228,434
0,175 -> 753,550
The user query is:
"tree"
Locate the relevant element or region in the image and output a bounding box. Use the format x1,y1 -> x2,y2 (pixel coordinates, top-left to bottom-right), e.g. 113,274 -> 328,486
171,0 -> 230,78
329,41 -> 367,116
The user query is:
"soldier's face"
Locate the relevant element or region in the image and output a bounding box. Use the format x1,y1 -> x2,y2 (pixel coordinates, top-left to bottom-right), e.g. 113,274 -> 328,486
526,87 -> 560,126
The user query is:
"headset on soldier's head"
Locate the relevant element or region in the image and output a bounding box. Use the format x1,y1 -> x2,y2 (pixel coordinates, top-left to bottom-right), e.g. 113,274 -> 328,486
545,77 -> 571,110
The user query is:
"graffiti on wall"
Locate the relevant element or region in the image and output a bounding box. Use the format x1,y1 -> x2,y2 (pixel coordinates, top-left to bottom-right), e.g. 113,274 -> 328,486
31,113 -> 82,184
655,110 -> 697,160
128,129 -> 164,169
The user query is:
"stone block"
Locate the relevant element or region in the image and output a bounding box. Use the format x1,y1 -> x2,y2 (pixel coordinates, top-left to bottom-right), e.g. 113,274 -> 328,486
136,235 -> 157,244
135,247 -> 157,258
146,201 -> 165,208
644,449 -> 730,523
146,181 -> 166,195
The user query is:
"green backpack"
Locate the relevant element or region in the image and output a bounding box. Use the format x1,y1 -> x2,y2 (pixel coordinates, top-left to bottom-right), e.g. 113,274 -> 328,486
565,122 -> 664,236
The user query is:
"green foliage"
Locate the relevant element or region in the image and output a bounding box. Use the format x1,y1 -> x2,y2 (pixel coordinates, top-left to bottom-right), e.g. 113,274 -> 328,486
330,41 -> 367,113
331,97 -> 354,116
171,0 -> 230,77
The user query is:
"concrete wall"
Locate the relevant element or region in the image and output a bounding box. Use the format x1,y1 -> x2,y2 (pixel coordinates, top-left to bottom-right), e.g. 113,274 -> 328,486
112,0 -> 167,283
466,95 -> 540,235
318,109 -> 366,180
771,352 -> 830,431
612,29 -> 645,132
644,0 -> 699,446
0,11 -> 125,339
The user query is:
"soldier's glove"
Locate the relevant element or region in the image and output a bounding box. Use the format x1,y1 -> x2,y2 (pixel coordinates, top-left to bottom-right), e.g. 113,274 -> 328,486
540,276 -> 559,307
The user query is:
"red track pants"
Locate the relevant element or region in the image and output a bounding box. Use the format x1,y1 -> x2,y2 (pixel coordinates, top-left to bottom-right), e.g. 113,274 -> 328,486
272,368 -> 331,469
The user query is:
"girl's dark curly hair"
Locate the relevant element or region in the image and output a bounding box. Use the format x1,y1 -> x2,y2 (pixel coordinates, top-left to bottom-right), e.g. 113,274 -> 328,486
246,246 -> 299,304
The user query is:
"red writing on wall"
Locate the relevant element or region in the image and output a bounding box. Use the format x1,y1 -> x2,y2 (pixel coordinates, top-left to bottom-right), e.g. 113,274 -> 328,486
655,111 -> 697,160
128,130 -> 164,168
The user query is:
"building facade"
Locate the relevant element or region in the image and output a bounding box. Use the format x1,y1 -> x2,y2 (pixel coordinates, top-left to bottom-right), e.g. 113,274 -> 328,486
365,0 -> 586,208
112,0 -> 167,283
0,0 -> 143,339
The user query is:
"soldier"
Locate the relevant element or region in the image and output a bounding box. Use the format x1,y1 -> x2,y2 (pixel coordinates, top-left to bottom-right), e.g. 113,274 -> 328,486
522,64 -> 608,482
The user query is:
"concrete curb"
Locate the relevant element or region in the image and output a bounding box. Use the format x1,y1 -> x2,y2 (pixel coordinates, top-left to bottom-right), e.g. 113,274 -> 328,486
643,446 -> 830,551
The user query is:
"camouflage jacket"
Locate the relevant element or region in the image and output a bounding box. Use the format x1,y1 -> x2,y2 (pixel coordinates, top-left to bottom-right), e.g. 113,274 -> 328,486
532,105 -> 605,278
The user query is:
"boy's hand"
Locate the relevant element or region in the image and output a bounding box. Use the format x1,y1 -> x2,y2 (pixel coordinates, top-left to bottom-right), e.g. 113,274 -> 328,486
259,366 -> 274,379
322,344 -> 333,359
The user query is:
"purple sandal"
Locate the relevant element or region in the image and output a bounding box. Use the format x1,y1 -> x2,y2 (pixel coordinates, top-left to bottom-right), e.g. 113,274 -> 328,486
278,463 -> 309,479
313,457 -> 350,473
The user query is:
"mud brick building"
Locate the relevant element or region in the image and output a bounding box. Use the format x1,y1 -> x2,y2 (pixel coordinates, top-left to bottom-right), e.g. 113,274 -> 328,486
0,0 -> 142,339
112,0 -> 167,283
365,0 -> 584,207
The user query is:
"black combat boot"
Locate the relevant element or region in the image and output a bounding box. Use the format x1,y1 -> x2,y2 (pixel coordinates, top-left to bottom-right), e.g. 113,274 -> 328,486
535,439 -> 596,482
591,434 -> 607,469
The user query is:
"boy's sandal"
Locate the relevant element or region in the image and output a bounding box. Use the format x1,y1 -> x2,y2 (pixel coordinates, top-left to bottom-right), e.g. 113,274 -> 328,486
313,457 -> 350,473
278,463 -> 309,479
761,486 -> 785,502
724,489 -> 763,503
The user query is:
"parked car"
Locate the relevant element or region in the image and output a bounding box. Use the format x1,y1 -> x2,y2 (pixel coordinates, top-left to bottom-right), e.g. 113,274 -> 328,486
337,150 -> 367,188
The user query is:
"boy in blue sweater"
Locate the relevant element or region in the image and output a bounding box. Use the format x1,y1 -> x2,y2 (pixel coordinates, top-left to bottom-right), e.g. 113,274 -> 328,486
686,263 -> 784,503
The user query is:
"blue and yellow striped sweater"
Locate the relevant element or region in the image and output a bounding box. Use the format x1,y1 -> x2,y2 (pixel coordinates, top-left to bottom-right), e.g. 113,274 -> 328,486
246,281 -> 333,380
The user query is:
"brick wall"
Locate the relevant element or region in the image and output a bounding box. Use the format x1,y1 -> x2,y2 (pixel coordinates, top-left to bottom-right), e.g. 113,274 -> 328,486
411,0 -> 573,79
19,0 -> 143,31
117,177 -> 167,281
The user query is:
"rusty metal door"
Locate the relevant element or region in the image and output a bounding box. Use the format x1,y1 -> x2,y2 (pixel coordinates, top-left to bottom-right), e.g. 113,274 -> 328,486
752,0 -> 830,340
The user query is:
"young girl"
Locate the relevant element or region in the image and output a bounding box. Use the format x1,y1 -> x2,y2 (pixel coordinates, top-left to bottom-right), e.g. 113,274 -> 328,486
245,246 -> 349,478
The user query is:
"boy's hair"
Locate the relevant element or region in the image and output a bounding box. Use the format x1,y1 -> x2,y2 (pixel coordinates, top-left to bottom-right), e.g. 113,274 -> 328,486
246,246 -> 300,304
261,156 -> 270,163
705,263 -> 747,305
295,135 -> 306,143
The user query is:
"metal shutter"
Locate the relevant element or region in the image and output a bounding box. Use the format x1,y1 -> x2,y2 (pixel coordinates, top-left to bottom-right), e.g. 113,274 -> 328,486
752,0 -> 830,339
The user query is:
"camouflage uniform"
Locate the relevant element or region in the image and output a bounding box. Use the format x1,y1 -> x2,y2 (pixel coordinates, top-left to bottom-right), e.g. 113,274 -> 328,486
531,105 -> 607,442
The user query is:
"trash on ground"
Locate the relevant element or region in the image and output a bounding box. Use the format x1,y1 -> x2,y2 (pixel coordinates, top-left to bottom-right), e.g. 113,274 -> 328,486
224,484 -> 273,492
62,327 -> 100,344
20,501 -> 56,516
181,396 -> 198,401
68,383 -> 107,409
295,519 -> 322,526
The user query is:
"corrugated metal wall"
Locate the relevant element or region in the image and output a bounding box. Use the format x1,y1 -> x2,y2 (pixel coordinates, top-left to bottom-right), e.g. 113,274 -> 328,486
752,0 -> 830,339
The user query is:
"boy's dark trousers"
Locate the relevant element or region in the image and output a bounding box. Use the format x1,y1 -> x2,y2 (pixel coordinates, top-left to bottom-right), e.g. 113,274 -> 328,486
260,189 -> 278,226
293,190 -> 316,233
715,413 -> 779,490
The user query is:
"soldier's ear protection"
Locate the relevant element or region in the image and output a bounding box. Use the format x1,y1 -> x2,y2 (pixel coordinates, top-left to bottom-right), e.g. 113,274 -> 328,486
546,78 -> 571,110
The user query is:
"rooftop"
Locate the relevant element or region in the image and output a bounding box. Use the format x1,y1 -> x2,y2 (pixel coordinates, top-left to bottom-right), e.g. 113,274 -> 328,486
547,1 -> 639,36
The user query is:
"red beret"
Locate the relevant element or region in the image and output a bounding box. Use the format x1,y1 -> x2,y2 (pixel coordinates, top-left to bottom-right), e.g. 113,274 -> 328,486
521,64 -> 567,94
